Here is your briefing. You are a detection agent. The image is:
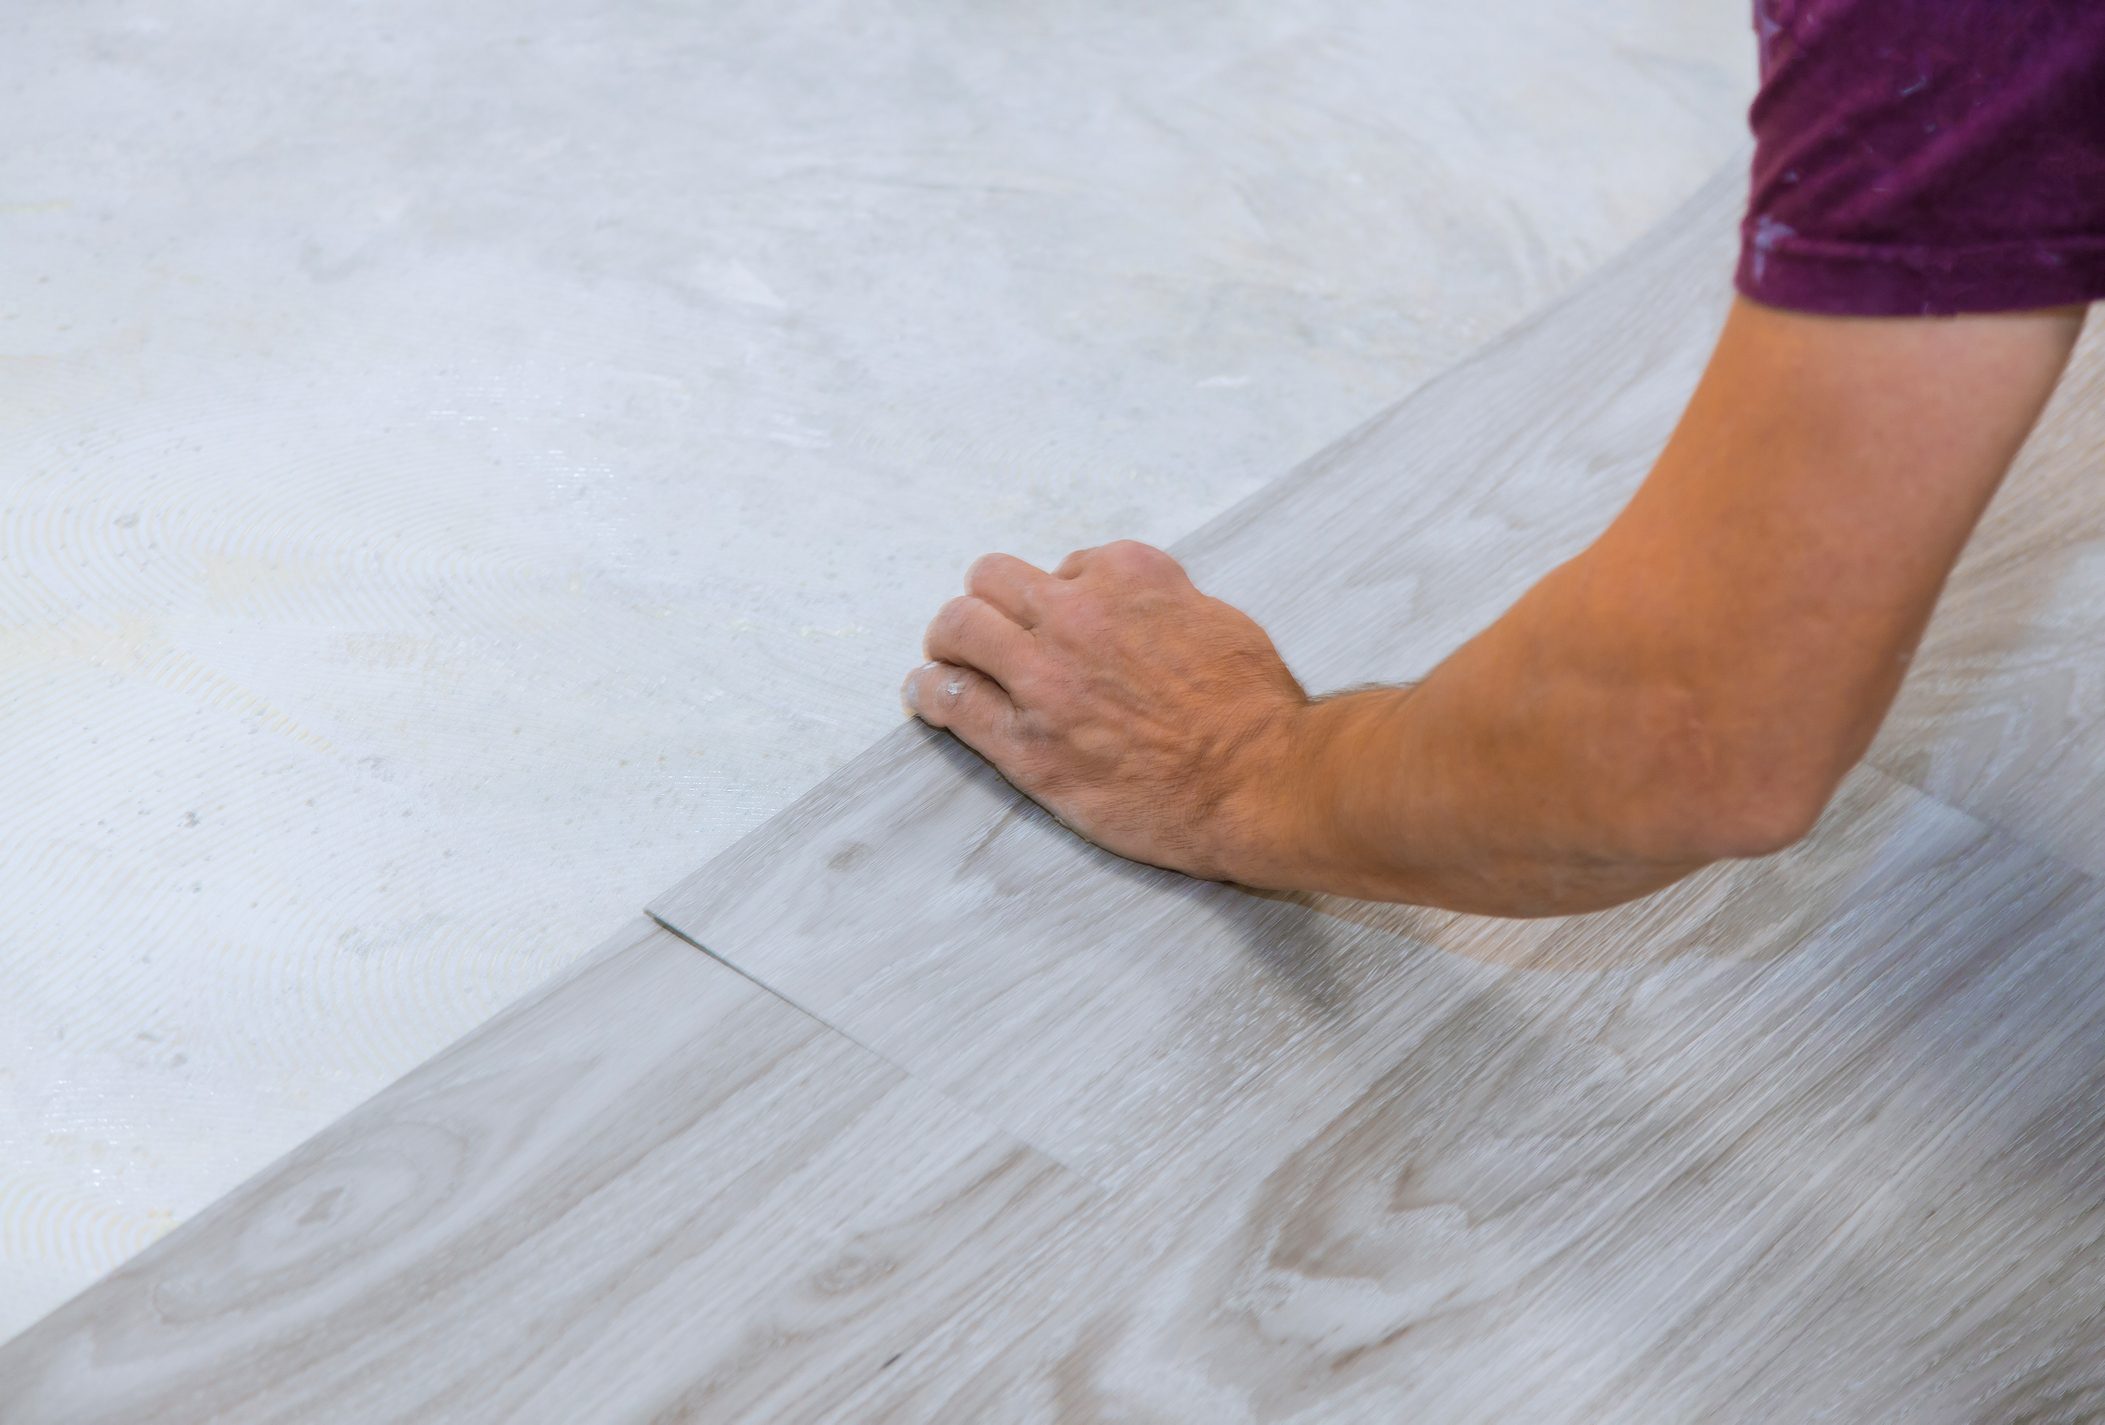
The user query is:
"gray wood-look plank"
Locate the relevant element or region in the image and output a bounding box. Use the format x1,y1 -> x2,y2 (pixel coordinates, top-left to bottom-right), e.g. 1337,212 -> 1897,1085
0,919 -> 1099,1423
1873,313 -> 2105,875
813,769 -> 2105,1422
641,168 -> 2105,1417
645,737 -> 2105,1420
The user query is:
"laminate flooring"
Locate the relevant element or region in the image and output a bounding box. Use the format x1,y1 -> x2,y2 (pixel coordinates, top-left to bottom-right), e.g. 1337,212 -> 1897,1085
0,920 -> 1100,1422
8,164 -> 2105,1420
903,784 -> 2105,1423
1875,316 -> 2105,875
12,788 -> 2102,1421
649,746 -> 2105,1420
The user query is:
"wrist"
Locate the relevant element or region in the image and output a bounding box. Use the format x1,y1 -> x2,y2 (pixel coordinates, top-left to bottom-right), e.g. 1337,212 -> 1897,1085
1206,696 -> 1344,890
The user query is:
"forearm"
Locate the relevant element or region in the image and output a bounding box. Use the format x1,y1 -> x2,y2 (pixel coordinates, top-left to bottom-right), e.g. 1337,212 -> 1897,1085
1215,299 -> 2084,917
1220,558 -> 1737,916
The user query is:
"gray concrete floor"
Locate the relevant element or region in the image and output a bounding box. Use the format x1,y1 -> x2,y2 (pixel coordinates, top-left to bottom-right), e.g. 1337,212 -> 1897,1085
1,0 -> 1752,1333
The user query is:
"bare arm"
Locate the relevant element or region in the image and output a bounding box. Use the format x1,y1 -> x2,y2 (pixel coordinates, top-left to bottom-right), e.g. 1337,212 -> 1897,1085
905,296 -> 2085,916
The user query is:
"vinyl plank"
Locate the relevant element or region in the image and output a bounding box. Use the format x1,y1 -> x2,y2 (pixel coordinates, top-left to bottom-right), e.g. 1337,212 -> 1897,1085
0,919 -> 1099,1423
640,668 -> 2105,1422
1869,313 -> 2105,875
826,773 -> 2105,1421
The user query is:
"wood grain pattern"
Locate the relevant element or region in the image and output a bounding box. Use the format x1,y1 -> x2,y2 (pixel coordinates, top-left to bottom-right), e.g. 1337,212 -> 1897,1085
641,168 -> 2105,1418
0,919 -> 1099,1423
826,770 -> 2105,1422
1870,314 -> 2105,875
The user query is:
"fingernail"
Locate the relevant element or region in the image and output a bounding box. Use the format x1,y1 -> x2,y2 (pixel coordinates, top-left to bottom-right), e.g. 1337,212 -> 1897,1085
901,670 -> 920,714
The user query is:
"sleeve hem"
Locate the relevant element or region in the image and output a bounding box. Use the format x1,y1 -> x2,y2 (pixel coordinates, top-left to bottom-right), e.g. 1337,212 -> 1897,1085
1736,230 -> 2105,315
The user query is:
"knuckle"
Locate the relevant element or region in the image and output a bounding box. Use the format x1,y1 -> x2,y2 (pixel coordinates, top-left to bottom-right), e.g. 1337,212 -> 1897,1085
932,595 -> 977,640
1032,578 -> 1078,620
927,672 -> 975,724
964,552 -> 1010,591
1000,661 -> 1044,705
1085,540 -> 1176,587
1010,657 -> 1072,712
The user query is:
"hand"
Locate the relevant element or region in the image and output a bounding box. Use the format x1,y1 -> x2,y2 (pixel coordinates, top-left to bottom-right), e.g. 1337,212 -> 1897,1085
902,540 -> 1310,882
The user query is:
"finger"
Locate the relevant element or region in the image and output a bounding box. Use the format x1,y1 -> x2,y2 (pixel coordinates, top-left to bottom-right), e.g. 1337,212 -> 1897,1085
923,595 -> 1036,691
901,661 -> 1020,757
964,551 -> 1053,627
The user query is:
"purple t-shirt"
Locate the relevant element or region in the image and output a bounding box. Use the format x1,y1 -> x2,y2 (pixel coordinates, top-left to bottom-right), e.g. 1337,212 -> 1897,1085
1738,1 -> 2105,315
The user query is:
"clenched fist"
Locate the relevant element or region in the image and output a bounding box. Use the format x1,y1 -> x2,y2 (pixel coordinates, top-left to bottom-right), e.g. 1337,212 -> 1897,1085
903,540 -> 1310,883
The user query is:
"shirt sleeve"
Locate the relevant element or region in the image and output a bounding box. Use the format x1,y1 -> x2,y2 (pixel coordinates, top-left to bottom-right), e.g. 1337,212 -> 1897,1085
1739,0 -> 2105,316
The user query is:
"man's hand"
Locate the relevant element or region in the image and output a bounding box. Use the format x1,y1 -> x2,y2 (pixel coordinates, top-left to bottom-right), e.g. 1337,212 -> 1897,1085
902,541 -> 1308,881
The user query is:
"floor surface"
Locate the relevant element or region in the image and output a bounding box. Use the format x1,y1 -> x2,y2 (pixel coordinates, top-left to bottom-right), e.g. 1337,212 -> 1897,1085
8,170 -> 2101,1422
1,0 -> 1753,1330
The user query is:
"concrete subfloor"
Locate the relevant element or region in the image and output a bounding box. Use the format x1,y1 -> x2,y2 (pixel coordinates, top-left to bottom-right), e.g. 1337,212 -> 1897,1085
1,0 -> 1752,1333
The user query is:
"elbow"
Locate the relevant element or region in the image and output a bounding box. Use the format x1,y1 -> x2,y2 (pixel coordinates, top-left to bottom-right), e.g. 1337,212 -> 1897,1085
1612,688 -> 1850,864
1689,772 -> 1835,861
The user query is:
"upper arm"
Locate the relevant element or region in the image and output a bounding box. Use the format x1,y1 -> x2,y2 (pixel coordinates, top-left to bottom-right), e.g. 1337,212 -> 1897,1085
1578,295 -> 2084,829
